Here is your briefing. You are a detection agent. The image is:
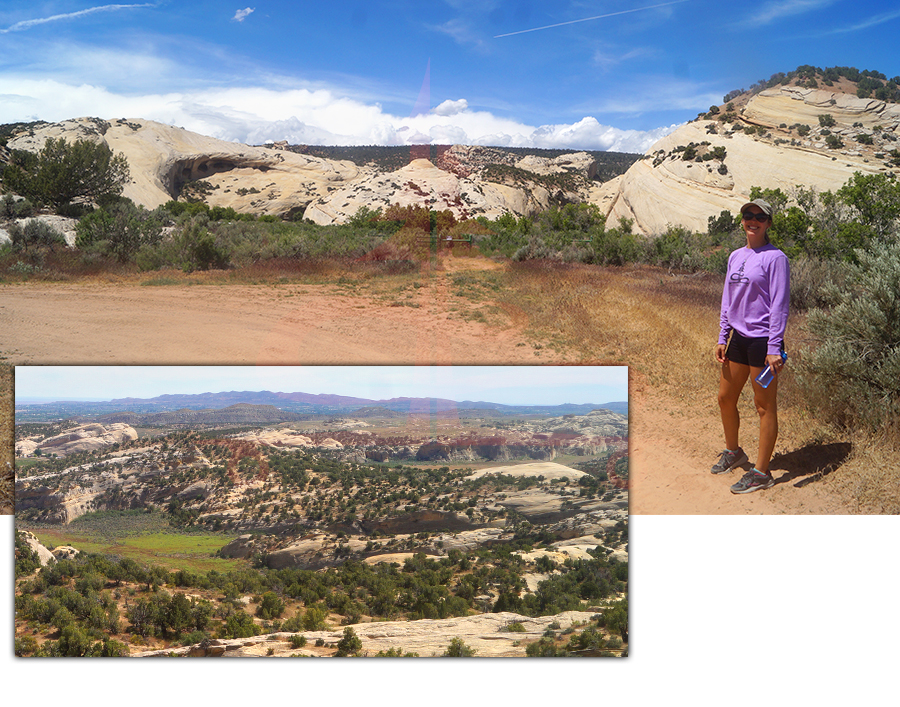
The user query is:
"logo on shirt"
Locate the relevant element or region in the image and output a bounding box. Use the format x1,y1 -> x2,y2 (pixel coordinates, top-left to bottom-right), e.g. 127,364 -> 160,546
730,259 -> 749,284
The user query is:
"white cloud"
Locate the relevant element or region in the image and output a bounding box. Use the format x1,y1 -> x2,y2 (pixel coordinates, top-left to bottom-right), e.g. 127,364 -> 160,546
430,18 -> 484,47
747,0 -> 836,25
233,7 -> 255,23
0,77 -> 675,153
432,99 -> 468,116
820,7 -> 900,34
0,4 -> 154,34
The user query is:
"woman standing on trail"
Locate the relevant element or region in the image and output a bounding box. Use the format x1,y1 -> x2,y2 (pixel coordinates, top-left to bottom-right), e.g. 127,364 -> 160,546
711,198 -> 790,494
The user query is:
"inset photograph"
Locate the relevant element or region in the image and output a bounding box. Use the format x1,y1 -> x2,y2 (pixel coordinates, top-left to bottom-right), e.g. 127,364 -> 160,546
14,365 -> 628,657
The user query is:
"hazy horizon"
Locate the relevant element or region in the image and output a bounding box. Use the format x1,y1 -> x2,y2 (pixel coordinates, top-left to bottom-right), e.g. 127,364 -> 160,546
14,366 -> 628,408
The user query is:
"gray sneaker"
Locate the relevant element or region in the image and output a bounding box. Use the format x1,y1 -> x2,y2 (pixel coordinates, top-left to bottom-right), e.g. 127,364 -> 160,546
711,447 -> 749,474
730,469 -> 775,494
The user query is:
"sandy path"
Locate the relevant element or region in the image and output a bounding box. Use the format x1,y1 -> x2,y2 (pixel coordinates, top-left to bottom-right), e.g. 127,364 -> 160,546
630,382 -> 846,514
0,280 -> 540,365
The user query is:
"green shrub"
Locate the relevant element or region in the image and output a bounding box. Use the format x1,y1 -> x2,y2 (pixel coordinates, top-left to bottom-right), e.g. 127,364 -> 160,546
334,626 -> 362,656
443,636 -> 476,657
9,220 -> 65,252
256,591 -> 285,620
76,200 -> 163,262
222,610 -> 260,639
2,137 -> 129,211
1,193 -> 35,219
525,637 -> 567,656
797,240 -> 900,434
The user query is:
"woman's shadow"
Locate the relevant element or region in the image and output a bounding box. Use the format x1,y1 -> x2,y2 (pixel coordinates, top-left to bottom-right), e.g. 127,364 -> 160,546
766,442 -> 852,488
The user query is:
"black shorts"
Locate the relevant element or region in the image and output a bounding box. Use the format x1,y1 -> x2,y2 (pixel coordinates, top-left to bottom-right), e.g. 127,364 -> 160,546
725,330 -> 779,368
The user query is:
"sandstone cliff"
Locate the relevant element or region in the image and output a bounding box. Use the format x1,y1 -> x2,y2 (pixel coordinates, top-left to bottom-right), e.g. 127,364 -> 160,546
4,119 -> 611,223
17,422 -> 138,458
598,87 -> 900,235
7,117 -> 363,216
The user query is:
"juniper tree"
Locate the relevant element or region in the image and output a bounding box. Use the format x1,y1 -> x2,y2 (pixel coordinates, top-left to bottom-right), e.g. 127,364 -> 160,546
2,137 -> 130,211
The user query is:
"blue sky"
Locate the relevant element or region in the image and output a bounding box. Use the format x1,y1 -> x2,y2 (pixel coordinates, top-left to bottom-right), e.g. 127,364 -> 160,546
15,365 -> 629,406
0,1 -> 898,152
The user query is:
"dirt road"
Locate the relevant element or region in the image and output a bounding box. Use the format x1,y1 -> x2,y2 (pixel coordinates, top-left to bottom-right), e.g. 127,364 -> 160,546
0,278 -> 541,365
1,277 -> 853,514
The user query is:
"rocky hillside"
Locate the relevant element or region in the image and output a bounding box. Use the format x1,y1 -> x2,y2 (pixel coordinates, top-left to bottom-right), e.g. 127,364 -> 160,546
16,410 -> 628,552
598,76 -> 900,235
15,407 -> 628,658
96,403 -> 307,427
3,67 -> 897,237
15,422 -> 137,458
2,118 -> 636,223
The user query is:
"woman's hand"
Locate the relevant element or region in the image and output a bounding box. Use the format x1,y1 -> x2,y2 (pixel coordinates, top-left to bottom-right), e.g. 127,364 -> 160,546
715,344 -> 728,364
765,353 -> 784,375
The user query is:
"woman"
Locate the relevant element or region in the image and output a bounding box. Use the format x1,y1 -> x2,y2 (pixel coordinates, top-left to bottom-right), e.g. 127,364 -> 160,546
712,198 -> 790,494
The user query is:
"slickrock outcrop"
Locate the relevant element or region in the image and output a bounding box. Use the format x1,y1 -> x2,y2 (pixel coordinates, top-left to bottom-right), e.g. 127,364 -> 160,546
52,545 -> 81,561
598,87 -> 900,235
18,530 -> 56,566
131,610 -> 603,658
7,118 -> 363,215
5,119 -> 604,223
465,461 -> 590,481
27,423 -> 138,458
304,158 -> 548,225
233,429 -> 315,448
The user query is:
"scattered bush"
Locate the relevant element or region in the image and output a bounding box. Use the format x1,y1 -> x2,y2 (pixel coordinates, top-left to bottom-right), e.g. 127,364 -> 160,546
443,636 -> 477,657
334,626 -> 362,657
797,240 -> 900,435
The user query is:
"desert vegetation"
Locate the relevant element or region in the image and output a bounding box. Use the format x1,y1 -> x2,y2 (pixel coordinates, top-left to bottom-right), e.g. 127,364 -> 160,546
2,62 -> 898,513
14,406 -> 628,657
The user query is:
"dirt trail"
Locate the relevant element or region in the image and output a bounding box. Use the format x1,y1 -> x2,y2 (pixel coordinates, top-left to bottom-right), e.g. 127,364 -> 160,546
0,279 -> 542,365
1,275 -> 853,515
629,382 -> 846,514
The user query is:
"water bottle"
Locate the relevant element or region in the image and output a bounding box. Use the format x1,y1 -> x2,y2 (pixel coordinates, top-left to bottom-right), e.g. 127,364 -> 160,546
755,350 -> 787,388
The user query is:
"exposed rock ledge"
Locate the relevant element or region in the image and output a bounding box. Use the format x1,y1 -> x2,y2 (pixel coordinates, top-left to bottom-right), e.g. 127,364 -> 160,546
130,610 -> 604,657
598,86 -> 900,236
17,423 -> 138,458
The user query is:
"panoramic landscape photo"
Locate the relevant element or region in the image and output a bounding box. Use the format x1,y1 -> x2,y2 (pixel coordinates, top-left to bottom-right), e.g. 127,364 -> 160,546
14,365 -> 629,657
2,3 -> 900,517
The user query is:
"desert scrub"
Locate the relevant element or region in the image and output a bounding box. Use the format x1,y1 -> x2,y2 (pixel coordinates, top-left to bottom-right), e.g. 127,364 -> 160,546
797,240 -> 900,437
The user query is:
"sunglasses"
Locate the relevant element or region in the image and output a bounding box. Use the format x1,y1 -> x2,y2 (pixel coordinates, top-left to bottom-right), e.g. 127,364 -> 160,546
742,211 -> 770,222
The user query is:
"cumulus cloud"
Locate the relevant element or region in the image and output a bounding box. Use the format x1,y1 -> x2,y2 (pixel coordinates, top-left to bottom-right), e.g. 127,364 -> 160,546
0,77 -> 675,153
233,7 -> 255,22
432,99 -> 469,116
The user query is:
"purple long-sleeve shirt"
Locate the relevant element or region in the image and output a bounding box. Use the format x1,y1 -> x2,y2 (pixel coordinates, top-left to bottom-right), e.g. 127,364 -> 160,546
718,243 -> 790,356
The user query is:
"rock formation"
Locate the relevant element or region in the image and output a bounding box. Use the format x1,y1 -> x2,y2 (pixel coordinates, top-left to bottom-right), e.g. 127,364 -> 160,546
6,117 -> 363,216
598,87 -> 900,235
17,530 -> 56,566
22,422 -> 138,458
4,118 -> 608,223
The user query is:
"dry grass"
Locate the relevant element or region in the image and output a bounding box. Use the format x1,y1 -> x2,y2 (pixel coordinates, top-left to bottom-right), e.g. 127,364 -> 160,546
494,259 -> 897,513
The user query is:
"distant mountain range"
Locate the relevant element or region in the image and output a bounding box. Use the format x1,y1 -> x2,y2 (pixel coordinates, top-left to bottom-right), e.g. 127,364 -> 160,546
16,390 -> 628,422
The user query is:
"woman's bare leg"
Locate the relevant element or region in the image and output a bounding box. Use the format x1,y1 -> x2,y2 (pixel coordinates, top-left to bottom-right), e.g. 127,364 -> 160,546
750,367 -> 778,474
718,359 -> 751,450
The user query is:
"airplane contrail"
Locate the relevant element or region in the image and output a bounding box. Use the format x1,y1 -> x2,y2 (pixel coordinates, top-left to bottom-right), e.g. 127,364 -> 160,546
0,4 -> 154,34
494,0 -> 691,38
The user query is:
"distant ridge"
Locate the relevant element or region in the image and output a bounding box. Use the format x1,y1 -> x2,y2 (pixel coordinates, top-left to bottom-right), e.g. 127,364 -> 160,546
21,390 -> 628,419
